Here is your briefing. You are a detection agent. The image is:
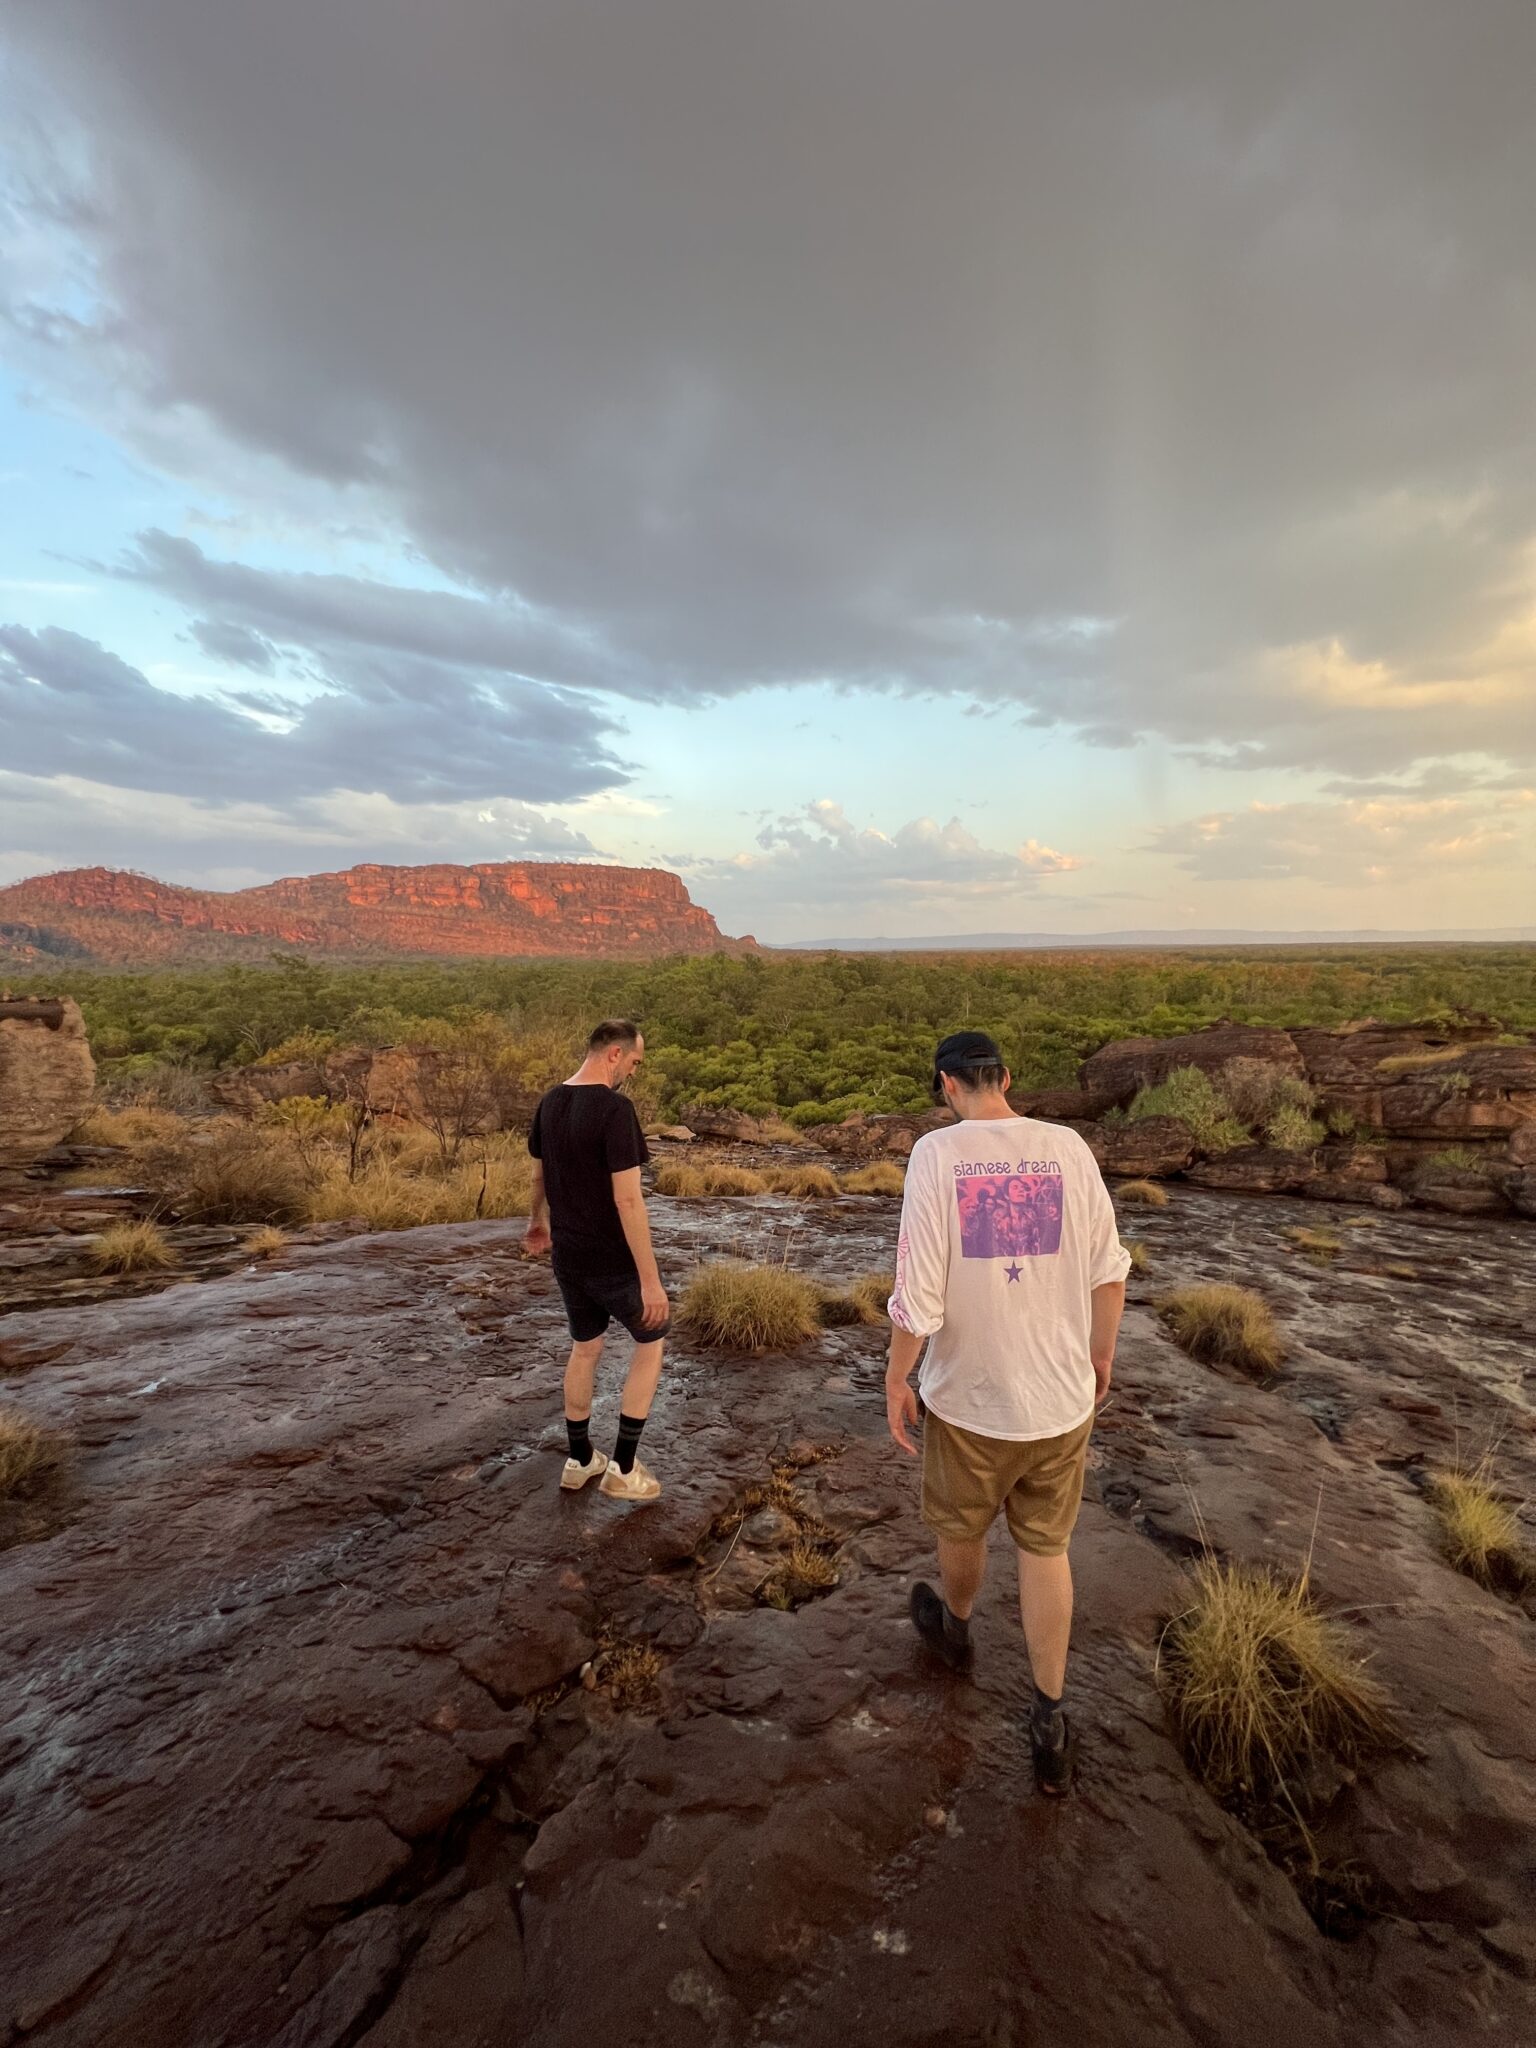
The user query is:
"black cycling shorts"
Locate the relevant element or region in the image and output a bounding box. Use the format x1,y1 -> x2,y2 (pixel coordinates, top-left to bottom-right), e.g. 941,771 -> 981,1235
553,1262 -> 670,1344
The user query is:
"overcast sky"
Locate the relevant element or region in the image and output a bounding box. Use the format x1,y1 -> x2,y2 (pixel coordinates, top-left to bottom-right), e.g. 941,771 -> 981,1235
1,1 -> 1533,940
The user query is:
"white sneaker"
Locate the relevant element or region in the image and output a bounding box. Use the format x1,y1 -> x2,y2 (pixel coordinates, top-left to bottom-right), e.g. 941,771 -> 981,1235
599,1457 -> 662,1502
560,1450 -> 609,1491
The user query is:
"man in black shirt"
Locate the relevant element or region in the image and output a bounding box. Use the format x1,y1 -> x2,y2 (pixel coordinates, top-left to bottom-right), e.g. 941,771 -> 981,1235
525,1018 -> 670,1501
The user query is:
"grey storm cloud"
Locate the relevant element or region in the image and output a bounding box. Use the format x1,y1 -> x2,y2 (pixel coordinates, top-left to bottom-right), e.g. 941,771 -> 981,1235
3,0 -> 1536,778
0,623 -> 627,806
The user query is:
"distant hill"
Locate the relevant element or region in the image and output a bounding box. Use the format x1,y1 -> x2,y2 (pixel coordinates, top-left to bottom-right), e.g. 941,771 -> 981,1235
787,927 -> 1536,951
0,863 -> 755,967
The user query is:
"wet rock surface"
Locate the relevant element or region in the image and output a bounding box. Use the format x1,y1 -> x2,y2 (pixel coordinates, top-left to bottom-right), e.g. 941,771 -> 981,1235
1,1189 -> 1533,2046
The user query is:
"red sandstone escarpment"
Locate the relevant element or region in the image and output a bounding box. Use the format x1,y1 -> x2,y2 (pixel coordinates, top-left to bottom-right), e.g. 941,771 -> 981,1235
0,862 -> 754,964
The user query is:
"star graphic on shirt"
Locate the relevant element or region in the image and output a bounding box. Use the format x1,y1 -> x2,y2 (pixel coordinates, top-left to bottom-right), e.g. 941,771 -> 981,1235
1004,1262 -> 1022,1282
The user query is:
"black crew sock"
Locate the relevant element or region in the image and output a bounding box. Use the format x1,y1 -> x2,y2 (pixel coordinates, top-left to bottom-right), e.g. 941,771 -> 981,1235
614,1412 -> 646,1474
566,1416 -> 593,1466
1031,1683 -> 1066,1746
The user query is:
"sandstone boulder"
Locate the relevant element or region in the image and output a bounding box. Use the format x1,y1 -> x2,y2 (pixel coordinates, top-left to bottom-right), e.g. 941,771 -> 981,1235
801,1109 -> 954,1160
1079,1022 -> 1303,1111
1300,1144 -> 1394,1205
1185,1145 -> 1316,1194
208,1059 -> 329,1114
1498,1168 -> 1536,1217
0,996 -> 95,1166
1012,1083 -> 1103,1122
1084,1115 -> 1197,1179
679,1106 -> 793,1145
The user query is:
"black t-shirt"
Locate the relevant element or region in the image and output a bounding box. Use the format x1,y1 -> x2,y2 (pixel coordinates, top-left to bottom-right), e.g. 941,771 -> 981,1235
528,1084 -> 650,1270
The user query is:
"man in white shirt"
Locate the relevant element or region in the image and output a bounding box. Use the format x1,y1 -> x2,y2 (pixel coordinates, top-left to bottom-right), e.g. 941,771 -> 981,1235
886,1031 -> 1128,1795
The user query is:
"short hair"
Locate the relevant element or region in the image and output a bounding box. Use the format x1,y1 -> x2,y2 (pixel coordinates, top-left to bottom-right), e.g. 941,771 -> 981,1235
588,1017 -> 642,1052
944,1060 -> 1008,1094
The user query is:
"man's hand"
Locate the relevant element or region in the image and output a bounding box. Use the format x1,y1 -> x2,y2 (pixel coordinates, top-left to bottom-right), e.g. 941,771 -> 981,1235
523,1220 -> 551,1257
639,1278 -> 669,1330
886,1374 -> 920,1456
1092,1354 -> 1113,1409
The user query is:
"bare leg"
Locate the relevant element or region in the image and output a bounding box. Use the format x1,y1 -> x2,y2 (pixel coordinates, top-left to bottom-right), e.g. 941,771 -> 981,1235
618,1337 -> 665,1420
1016,1550 -> 1073,1698
563,1336 -> 604,1423
937,1534 -> 988,1621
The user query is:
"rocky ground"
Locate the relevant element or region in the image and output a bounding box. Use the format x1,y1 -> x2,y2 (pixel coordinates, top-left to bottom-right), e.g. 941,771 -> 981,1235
2,1187 -> 1534,2047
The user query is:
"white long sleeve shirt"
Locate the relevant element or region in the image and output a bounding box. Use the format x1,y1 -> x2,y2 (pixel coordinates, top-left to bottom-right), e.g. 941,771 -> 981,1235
888,1114 -> 1130,1442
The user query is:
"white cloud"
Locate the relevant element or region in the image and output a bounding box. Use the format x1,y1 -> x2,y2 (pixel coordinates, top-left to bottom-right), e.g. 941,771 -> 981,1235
678,800 -> 1082,936
1144,788 -> 1536,885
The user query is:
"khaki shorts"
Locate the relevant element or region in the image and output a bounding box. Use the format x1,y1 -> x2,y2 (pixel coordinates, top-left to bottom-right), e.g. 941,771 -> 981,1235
921,1410 -> 1093,1556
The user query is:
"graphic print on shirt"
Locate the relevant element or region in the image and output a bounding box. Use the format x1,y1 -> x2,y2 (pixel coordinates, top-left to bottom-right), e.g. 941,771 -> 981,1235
954,1164 -> 1063,1258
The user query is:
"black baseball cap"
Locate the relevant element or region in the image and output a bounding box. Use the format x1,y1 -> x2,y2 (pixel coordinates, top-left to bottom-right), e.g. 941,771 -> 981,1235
931,1030 -> 1006,1091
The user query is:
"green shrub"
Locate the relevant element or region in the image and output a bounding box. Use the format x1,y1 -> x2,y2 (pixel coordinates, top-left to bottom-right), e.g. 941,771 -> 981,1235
1217,1058 -> 1317,1130
1264,1104 -> 1327,1151
1128,1069 -> 1247,1153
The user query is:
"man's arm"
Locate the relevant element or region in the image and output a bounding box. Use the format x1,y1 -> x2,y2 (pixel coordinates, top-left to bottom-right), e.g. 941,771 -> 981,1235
612,1165 -> 668,1329
1090,1279 -> 1125,1409
885,1327 -> 925,1455
885,1146 -> 947,1455
523,1160 -> 551,1255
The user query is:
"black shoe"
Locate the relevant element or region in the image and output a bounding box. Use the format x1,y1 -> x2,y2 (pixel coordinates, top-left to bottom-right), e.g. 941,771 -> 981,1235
909,1581 -> 973,1671
1031,1712 -> 1075,1797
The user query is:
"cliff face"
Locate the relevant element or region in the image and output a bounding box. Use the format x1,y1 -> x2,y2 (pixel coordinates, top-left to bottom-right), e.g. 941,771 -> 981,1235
0,863 -> 754,965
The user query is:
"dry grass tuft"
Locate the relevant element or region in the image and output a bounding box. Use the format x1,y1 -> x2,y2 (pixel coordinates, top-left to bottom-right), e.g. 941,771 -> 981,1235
760,1539 -> 840,1609
655,1157 -> 768,1197
679,1261 -> 823,1353
1427,1463 -> 1530,1593
1124,1239 -> 1151,1273
87,1220 -> 177,1274
1286,1225 -> 1343,1265
1115,1179 -> 1169,1207
592,1642 -> 664,1711
814,1269 -> 891,1327
840,1161 -> 907,1196
244,1225 -> 290,1259
306,1147 -> 532,1230
763,1163 -> 842,1198
71,1103 -> 184,1149
1374,1046 -> 1467,1076
1159,1557 -> 1397,1802
652,1161 -> 708,1197
1159,1284 -> 1284,1377
0,1407 -> 67,1500
142,1126 -> 311,1226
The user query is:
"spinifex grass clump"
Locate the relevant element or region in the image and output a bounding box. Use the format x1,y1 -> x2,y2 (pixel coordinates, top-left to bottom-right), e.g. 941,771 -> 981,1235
244,1225 -> 289,1258
763,1163 -> 841,1198
1427,1462 -> 1530,1593
1286,1225 -> 1343,1265
679,1261 -> 823,1353
1115,1179 -> 1168,1207
654,1158 -> 768,1197
591,1642 -> 664,1711
1159,1557 -> 1397,1803
760,1539 -> 840,1610
73,1103 -> 184,1148
1124,1239 -> 1151,1273
0,1408 -> 67,1501
1160,1284 -> 1283,1378
87,1219 -> 177,1274
143,1127 -> 310,1226
840,1161 -> 906,1195
814,1269 -> 893,1327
